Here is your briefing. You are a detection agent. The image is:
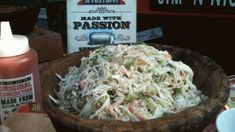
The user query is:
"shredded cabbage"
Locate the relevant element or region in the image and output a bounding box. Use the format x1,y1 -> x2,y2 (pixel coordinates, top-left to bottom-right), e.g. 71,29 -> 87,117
50,44 -> 207,121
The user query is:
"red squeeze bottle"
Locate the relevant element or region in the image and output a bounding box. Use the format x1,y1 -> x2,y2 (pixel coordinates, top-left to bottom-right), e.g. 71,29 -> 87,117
0,22 -> 40,123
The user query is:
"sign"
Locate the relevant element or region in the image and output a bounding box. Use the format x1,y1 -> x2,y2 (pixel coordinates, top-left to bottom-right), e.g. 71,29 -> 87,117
150,0 -> 235,17
137,0 -> 235,74
67,0 -> 136,53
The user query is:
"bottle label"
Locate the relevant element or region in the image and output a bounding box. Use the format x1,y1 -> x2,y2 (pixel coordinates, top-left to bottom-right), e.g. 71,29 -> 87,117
0,74 -> 35,124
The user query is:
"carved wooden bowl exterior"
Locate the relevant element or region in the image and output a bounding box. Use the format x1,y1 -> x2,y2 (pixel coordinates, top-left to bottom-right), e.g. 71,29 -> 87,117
40,44 -> 229,132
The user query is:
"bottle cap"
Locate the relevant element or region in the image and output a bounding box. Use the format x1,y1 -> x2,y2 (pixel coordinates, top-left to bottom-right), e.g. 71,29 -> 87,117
0,21 -> 30,57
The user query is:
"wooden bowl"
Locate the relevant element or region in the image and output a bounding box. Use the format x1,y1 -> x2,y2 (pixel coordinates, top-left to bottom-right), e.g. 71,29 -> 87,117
40,44 -> 229,132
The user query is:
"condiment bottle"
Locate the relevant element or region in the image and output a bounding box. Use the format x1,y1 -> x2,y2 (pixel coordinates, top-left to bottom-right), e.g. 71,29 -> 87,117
0,22 -> 40,123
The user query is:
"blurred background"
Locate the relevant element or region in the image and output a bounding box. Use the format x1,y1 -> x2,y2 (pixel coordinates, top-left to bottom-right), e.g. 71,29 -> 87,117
1,0 -> 234,75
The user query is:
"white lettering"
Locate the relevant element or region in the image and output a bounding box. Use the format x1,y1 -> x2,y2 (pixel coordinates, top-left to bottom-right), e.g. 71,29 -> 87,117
157,0 -> 182,5
171,0 -> 182,4
230,0 -> 235,7
211,0 -> 221,6
193,0 -> 203,5
158,0 -> 164,5
166,0 -> 169,4
224,0 -> 227,6
211,0 -> 227,6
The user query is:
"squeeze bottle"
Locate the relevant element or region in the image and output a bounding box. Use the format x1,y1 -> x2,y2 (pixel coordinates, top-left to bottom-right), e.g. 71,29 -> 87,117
0,22 -> 40,123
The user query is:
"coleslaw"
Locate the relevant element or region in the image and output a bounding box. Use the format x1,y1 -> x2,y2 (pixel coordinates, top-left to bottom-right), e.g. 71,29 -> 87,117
50,44 -> 207,121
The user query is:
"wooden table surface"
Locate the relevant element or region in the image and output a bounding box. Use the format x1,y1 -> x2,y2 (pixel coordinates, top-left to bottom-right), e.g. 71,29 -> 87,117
2,111 -> 217,132
3,112 -> 56,132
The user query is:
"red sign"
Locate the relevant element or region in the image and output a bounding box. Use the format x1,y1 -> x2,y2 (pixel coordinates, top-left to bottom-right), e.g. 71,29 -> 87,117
150,0 -> 235,17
